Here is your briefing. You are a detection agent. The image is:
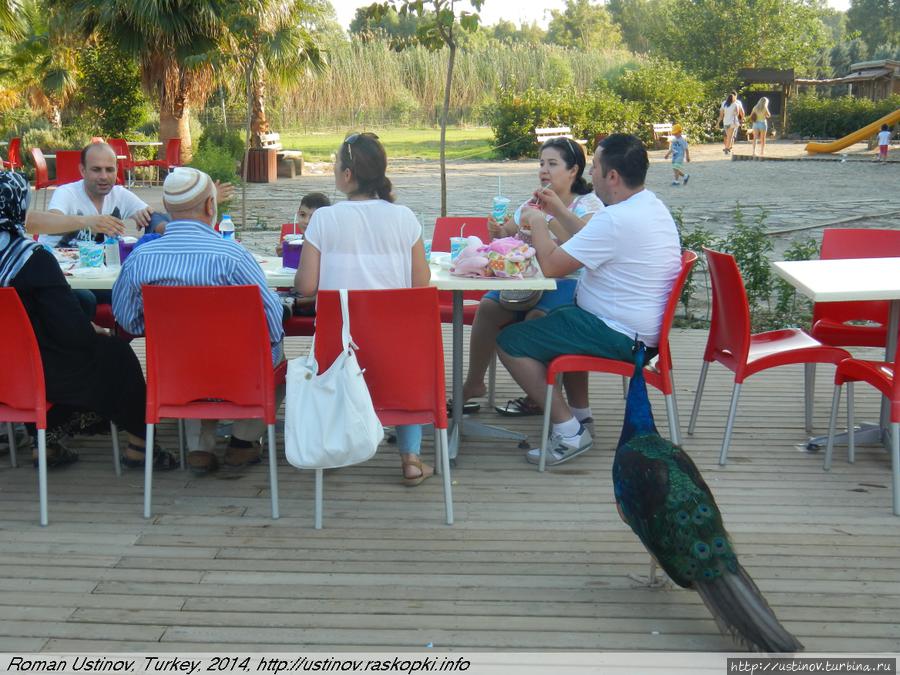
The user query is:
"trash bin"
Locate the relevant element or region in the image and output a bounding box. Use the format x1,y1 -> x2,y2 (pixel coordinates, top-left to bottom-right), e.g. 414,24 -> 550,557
245,148 -> 277,183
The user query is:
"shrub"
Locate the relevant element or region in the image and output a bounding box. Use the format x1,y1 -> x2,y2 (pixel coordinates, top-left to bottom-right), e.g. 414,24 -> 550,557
197,126 -> 245,161
788,94 -> 900,138
188,143 -> 239,184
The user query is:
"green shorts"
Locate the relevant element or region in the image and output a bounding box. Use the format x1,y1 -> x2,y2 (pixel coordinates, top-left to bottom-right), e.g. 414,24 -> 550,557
672,161 -> 685,171
496,304 -> 639,365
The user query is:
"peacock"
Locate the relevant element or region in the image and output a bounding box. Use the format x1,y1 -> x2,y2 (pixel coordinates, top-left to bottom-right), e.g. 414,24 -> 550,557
613,345 -> 804,653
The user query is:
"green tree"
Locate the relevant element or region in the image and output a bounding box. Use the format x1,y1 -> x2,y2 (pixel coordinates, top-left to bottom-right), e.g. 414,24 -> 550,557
373,0 -> 483,217
76,40 -> 147,136
491,19 -> 545,45
350,5 -> 425,41
0,0 -> 77,128
607,0 -> 673,54
656,0 -> 829,88
847,0 -> 900,52
545,0 -> 622,50
57,0 -> 224,161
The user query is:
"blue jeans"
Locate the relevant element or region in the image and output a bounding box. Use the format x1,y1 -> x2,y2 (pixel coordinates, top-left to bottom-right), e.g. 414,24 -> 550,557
396,424 -> 423,455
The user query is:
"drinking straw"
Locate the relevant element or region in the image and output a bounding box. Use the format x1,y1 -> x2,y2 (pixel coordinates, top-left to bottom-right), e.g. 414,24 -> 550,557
292,210 -> 298,235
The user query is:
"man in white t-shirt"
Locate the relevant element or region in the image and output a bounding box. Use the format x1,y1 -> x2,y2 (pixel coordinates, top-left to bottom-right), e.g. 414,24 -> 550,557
41,142 -> 157,248
497,134 -> 681,466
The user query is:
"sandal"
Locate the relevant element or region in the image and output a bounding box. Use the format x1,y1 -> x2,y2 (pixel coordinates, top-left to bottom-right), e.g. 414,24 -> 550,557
401,454 -> 434,487
32,441 -> 79,469
446,399 -> 480,415
121,443 -> 179,471
494,396 -> 542,417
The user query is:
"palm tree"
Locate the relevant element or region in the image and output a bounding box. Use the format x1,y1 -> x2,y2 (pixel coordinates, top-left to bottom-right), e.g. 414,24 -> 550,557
0,0 -> 24,38
0,0 -> 77,128
217,0 -> 325,225
56,0 -> 223,162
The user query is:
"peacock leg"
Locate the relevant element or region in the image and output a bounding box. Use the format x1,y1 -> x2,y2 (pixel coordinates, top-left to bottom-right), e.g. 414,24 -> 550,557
628,556 -> 671,589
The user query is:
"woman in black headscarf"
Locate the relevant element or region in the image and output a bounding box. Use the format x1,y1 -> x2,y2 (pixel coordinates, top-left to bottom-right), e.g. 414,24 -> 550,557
0,172 -> 175,469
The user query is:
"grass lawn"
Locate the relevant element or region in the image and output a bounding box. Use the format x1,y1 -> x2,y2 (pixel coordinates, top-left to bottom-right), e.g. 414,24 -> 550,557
278,127 -> 495,161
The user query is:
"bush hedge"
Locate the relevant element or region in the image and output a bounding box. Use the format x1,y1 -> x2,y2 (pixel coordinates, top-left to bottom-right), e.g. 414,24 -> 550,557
788,94 -> 900,138
491,59 -> 717,158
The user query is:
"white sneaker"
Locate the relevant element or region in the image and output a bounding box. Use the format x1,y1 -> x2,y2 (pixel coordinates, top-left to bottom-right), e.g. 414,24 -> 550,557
525,423 -> 593,466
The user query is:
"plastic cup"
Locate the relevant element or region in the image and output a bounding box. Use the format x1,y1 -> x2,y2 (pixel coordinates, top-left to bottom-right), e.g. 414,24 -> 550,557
119,236 -> 137,263
282,236 -> 303,269
450,236 -> 467,262
492,196 -> 511,223
423,239 -> 432,263
77,241 -> 104,268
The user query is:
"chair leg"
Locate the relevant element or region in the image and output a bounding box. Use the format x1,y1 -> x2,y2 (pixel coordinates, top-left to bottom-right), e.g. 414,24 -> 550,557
669,370 -> 682,439
177,419 -> 186,470
719,382 -> 742,466
144,423 -> 154,519
7,423 -> 17,468
804,363 -> 815,433
847,382 -> 855,464
267,423 -> 279,520
824,384 -> 841,471
487,354 -> 497,409
111,422 -> 121,477
688,361 -> 710,436
314,469 -> 324,530
538,379 -> 555,473
438,427 -> 454,525
891,422 -> 899,516
665,394 -> 681,446
37,428 -> 48,526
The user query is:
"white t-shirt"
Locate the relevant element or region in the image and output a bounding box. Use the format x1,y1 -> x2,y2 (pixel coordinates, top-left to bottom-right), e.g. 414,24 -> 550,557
722,101 -> 743,127
43,181 -> 148,247
879,130 -> 892,146
560,189 -> 681,347
304,199 -> 421,291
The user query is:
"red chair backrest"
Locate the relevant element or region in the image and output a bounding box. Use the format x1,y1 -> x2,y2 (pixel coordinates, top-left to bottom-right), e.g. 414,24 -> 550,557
29,148 -> 52,190
142,285 -> 277,423
54,150 -> 82,185
654,250 -> 698,383
812,228 -> 900,331
106,138 -> 131,185
0,288 -> 47,427
164,138 -> 182,167
432,217 -> 489,252
314,288 -> 448,429
703,248 -> 752,370
7,137 -> 22,169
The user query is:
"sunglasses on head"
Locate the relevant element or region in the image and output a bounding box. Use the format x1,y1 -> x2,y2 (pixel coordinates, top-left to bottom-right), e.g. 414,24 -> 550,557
344,132 -> 380,162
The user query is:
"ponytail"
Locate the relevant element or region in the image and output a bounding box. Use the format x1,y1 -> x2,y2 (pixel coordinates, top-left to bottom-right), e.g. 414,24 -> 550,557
341,133 -> 394,202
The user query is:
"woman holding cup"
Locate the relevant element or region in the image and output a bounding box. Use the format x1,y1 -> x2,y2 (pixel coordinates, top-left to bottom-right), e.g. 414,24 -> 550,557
459,137 -> 604,417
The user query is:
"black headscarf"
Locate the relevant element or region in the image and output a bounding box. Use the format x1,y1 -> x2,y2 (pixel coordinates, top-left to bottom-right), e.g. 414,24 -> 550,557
0,171 -> 40,286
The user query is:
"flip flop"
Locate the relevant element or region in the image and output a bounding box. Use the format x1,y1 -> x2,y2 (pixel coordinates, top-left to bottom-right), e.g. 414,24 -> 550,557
33,441 -> 79,469
446,399 -> 480,415
494,397 -> 542,417
121,443 -> 179,471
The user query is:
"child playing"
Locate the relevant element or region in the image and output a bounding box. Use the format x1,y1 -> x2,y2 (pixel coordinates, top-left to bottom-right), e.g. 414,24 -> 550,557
276,191 -> 330,255
878,124 -> 892,164
277,192 -> 330,317
664,124 -> 691,186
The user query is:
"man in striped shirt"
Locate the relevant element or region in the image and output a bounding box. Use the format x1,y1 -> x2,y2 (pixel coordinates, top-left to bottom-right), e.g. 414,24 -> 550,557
112,168 -> 285,475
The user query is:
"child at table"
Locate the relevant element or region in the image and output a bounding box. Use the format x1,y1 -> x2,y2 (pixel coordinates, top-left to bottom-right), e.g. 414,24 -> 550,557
275,192 -> 330,256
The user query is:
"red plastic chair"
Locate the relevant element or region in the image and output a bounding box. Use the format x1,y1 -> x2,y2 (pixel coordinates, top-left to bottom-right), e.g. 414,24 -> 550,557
824,346 -> 900,515
2,137 -> 22,171
29,148 -> 57,208
687,248 -> 852,465
432,216 -> 490,323
0,288 -> 120,526
142,285 -> 284,519
314,288 -> 453,528
54,150 -> 82,186
106,138 -> 133,186
811,228 -> 900,348
535,251 -> 697,471
137,138 -> 181,184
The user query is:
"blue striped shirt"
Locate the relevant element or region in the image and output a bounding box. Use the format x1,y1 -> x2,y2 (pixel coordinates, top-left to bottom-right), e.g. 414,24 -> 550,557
112,219 -> 285,363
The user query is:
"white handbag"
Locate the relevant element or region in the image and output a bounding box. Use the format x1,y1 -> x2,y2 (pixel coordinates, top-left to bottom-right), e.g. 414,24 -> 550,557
284,289 -> 384,469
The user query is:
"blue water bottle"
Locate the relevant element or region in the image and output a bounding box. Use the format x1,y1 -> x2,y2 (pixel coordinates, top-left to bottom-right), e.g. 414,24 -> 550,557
219,214 -> 235,241
104,235 -> 121,268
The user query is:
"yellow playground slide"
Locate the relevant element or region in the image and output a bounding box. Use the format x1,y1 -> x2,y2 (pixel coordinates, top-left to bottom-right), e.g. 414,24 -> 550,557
805,108 -> 900,153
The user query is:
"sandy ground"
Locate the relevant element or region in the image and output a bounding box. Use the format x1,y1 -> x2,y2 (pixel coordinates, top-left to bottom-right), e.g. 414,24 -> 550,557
127,138 -> 900,257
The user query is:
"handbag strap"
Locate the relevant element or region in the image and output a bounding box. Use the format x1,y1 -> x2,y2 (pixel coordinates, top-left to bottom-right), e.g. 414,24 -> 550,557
339,289 -> 358,353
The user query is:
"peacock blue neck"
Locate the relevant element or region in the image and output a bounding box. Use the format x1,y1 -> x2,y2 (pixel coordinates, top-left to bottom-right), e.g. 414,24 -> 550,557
616,344 -> 659,447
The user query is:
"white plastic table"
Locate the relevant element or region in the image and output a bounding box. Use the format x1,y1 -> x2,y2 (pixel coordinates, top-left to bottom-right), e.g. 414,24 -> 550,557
429,260 -> 558,459
772,257 -> 900,448
126,141 -> 163,147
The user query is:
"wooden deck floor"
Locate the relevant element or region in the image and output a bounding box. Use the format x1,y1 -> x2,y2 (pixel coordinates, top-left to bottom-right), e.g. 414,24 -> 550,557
1,328 -> 898,653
